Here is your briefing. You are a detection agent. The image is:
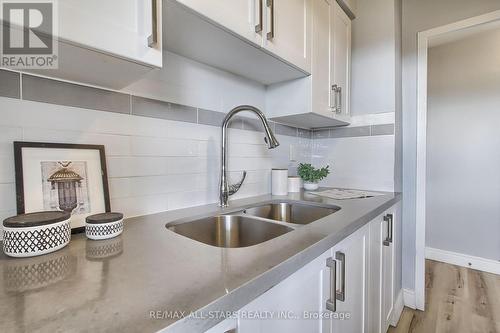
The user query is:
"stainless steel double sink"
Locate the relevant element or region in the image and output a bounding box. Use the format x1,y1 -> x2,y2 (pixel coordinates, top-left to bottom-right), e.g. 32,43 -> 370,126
166,201 -> 340,248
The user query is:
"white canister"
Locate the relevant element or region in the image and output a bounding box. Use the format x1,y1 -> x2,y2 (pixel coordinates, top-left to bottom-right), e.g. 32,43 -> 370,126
3,211 -> 71,258
271,169 -> 288,195
287,176 -> 302,193
86,212 -> 124,240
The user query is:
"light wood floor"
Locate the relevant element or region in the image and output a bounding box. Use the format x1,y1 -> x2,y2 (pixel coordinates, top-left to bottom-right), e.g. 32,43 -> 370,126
389,260 -> 500,333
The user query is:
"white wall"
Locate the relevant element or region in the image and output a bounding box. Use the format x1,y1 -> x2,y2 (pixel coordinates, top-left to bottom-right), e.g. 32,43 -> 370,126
351,0 -> 398,116
401,0 -> 500,291
426,28 -> 500,261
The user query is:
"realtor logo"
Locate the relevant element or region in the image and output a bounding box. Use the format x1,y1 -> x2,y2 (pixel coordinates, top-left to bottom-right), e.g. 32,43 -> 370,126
1,0 -> 58,68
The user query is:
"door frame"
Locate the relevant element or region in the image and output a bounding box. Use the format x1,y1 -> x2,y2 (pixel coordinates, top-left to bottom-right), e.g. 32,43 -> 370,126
414,9 -> 500,311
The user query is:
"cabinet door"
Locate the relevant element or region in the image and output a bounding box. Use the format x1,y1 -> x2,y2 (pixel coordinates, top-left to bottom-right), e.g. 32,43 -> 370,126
367,209 -> 396,333
262,0 -> 312,73
368,214 -> 383,333
381,212 -> 395,333
174,0 -> 262,45
330,1 -> 351,117
238,251 -> 329,333
325,225 -> 368,333
57,0 -> 162,67
311,0 -> 333,116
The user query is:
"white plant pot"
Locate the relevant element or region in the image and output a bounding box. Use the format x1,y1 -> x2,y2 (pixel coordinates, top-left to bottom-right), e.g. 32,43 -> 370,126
303,182 -> 319,191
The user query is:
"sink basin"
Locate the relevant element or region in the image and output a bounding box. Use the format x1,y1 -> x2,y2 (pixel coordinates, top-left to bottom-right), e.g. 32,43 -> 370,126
167,215 -> 293,248
242,202 -> 339,225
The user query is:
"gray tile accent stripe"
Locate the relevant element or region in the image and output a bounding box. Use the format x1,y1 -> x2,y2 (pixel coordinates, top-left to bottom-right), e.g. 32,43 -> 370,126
313,124 -> 395,139
298,128 -> 312,139
132,96 -> 197,123
198,108 -> 242,129
22,75 -> 130,114
241,117 -> 264,132
0,70 -> 305,138
198,108 -> 225,127
371,124 -> 395,136
312,129 -> 330,139
0,69 -> 20,99
330,126 -> 371,138
275,123 -> 298,137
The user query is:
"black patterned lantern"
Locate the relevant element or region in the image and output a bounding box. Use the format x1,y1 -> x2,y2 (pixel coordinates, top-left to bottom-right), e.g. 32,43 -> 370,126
48,162 -> 83,213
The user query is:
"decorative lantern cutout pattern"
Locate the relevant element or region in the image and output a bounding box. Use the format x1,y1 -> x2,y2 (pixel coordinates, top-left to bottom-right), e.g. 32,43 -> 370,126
47,162 -> 85,214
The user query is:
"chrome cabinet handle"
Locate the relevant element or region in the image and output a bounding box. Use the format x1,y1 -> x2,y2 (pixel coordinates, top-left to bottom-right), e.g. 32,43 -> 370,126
383,214 -> 393,246
326,257 -> 337,312
331,85 -> 342,113
266,0 -> 275,40
255,0 -> 263,33
147,0 -> 158,47
337,86 -> 342,114
335,251 -> 346,302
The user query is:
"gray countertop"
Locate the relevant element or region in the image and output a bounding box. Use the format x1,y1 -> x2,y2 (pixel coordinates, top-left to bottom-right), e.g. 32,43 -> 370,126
0,190 -> 401,333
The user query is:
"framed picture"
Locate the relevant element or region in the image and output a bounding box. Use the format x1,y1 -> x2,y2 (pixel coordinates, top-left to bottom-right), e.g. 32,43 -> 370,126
14,142 -> 111,232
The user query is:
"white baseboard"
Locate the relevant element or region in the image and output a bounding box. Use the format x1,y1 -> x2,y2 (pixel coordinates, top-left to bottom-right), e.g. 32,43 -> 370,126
390,289 -> 405,327
402,288 -> 416,309
425,247 -> 500,275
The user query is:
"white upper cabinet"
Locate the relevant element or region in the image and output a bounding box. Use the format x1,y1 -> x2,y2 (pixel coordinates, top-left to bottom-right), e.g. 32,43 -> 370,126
2,0 -> 162,89
176,0 -> 311,72
174,0 -> 261,45
266,0 -> 351,128
166,0 -> 311,83
262,0 -> 312,72
330,1 -> 351,119
57,0 -> 162,68
311,0 -> 332,117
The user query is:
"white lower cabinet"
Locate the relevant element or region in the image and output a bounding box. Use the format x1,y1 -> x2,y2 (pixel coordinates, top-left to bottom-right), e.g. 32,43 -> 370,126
238,251 -> 329,333
324,224 -> 369,333
369,205 -> 397,333
205,203 -> 399,333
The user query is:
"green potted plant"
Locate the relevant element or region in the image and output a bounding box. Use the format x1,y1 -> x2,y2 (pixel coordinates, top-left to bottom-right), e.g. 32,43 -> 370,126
297,163 -> 330,191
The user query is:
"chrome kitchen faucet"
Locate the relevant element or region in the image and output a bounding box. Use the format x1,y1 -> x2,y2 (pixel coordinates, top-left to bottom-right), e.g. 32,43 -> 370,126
219,105 -> 280,207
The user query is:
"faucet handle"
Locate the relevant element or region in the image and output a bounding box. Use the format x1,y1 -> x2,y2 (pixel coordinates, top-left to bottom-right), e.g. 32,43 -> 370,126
228,171 -> 247,196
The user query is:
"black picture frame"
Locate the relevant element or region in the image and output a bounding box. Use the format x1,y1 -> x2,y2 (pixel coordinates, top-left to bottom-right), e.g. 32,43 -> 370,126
14,141 -> 111,233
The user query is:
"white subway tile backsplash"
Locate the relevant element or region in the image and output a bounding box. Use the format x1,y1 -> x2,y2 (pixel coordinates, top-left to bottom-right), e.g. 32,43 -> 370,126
107,156 -> 170,178
111,195 -> 168,218
0,209 -> 16,239
130,136 -> 200,157
312,135 -> 395,191
228,143 -> 270,158
226,157 -> 273,172
0,126 -> 22,155
108,178 -> 132,199
0,155 -> 15,184
166,157 -> 207,174
0,183 -> 16,211
167,190 -> 218,210
22,127 -> 132,156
